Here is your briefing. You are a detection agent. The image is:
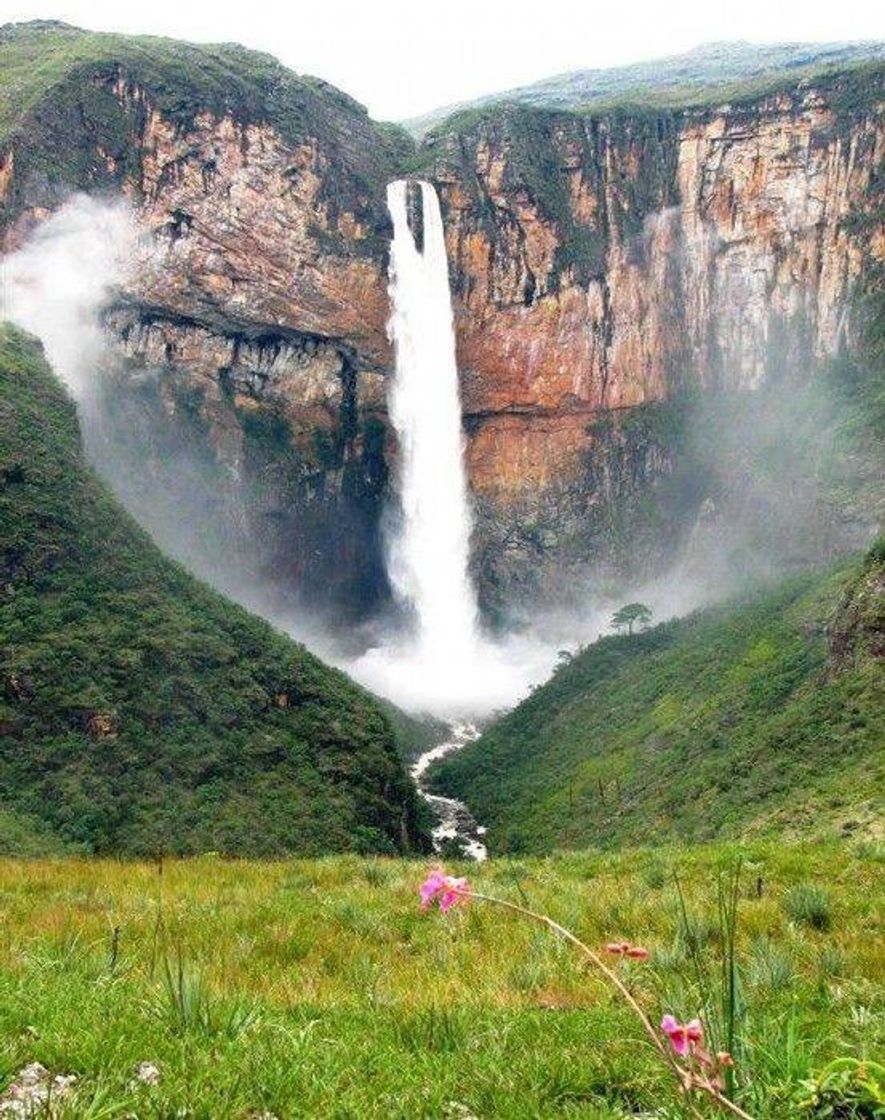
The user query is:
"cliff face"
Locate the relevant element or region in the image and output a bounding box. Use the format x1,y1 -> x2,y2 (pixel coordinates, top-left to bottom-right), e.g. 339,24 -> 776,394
435,86 -> 883,419
420,77 -> 885,602
2,24 -> 883,618
109,97 -> 398,613
1,24 -> 402,614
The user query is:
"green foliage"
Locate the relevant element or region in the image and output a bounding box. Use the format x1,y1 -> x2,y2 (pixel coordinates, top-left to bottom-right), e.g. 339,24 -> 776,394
784,884 -> 833,932
430,550 -> 885,854
0,324 -> 428,856
611,602 -> 653,634
793,1058 -> 885,1118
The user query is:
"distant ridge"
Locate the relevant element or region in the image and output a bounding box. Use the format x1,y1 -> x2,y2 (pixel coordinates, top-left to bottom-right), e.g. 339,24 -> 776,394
404,40 -> 885,136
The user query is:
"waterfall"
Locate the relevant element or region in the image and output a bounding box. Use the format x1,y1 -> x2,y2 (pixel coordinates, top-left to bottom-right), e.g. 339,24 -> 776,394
349,181 -> 557,716
384,179 -> 480,665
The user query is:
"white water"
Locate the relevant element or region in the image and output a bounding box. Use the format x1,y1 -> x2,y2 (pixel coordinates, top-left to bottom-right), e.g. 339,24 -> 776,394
384,180 -> 481,660
412,723 -> 488,860
0,196 -> 135,399
351,180 -> 560,717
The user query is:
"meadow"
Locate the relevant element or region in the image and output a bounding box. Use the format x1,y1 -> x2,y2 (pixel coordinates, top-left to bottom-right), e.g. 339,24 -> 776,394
0,842 -> 881,1117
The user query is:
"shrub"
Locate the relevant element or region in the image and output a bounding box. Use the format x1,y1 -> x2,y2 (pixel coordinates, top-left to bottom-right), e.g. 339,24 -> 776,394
784,884 -> 832,931
793,1057 -> 885,1118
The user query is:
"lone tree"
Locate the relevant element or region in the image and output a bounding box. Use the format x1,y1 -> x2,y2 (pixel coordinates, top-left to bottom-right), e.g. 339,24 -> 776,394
611,602 -> 653,635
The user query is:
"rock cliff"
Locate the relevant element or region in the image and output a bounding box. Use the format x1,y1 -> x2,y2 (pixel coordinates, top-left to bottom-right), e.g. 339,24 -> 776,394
417,76 -> 884,603
0,22 -> 401,615
2,23 -> 883,619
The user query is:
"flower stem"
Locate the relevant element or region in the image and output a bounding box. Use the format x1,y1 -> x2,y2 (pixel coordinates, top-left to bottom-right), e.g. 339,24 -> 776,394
462,888 -> 755,1120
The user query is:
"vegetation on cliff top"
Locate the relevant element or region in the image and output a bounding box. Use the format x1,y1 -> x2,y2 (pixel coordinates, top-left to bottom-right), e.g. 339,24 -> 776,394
430,546 -> 885,854
410,59 -> 884,293
0,20 -> 412,233
405,41 -> 885,135
0,324 -> 428,857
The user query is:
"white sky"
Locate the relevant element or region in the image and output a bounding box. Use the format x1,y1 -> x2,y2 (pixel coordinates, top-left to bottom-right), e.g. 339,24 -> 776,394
3,0 -> 885,120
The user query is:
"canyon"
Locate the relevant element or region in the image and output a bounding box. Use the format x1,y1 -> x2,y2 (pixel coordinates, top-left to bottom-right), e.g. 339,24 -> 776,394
2,23 -> 883,623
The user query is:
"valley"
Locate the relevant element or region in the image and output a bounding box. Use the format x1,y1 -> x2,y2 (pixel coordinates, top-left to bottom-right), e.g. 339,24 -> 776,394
0,14 -> 883,1116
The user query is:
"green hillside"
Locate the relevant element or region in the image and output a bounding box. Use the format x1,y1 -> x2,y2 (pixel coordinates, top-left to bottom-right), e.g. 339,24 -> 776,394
0,324 -> 427,857
430,549 -> 885,853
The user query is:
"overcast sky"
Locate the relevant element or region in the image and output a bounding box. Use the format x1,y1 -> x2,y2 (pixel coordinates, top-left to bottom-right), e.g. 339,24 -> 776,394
4,0 -> 885,119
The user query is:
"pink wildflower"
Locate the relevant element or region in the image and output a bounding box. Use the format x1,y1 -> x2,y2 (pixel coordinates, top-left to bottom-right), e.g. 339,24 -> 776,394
419,869 -> 470,913
661,1014 -> 703,1057
605,941 -> 650,959
419,870 -> 447,910
606,941 -> 631,955
439,876 -> 470,912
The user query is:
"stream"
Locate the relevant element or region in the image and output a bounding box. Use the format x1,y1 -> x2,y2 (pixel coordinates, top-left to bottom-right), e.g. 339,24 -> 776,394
411,723 -> 488,861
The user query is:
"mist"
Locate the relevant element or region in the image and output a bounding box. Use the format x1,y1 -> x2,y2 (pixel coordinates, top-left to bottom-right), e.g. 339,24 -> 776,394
0,195 -> 136,403
2,193 -> 876,722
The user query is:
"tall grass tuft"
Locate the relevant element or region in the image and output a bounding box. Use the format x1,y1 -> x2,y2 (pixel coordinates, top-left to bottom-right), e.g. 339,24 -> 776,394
783,884 -> 832,931
151,944 -> 259,1039
673,861 -> 746,1098
394,1006 -> 467,1053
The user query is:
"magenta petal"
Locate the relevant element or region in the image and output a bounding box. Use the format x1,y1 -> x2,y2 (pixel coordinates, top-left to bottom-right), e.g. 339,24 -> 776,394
671,1033 -> 689,1056
661,1015 -> 678,1035
419,870 -> 447,908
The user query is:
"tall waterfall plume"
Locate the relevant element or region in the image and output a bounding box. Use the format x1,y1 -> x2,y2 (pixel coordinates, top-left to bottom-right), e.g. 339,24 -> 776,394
384,179 -> 480,663
349,181 -> 558,716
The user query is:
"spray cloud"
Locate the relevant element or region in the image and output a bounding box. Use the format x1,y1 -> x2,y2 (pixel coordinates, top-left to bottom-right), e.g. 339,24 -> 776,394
0,195 -> 136,402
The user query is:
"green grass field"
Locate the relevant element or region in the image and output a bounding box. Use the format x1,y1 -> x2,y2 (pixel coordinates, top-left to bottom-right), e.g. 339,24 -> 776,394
0,843 -> 881,1117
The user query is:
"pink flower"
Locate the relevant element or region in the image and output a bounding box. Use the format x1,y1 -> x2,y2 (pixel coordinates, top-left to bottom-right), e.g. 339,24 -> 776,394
605,941 -> 650,959
439,876 -> 470,912
661,1014 -> 703,1057
419,868 -> 470,912
419,869 -> 447,909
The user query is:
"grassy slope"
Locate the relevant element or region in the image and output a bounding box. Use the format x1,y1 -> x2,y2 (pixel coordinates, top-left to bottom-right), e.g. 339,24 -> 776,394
431,553 -> 885,854
0,845 -> 879,1116
0,324 -> 427,856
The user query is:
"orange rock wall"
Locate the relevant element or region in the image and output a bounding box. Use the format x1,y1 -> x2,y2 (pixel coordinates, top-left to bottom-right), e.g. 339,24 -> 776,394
426,87 -> 885,504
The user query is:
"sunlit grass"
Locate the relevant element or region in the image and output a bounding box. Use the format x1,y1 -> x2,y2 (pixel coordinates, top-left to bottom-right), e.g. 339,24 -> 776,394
0,841 -> 880,1116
